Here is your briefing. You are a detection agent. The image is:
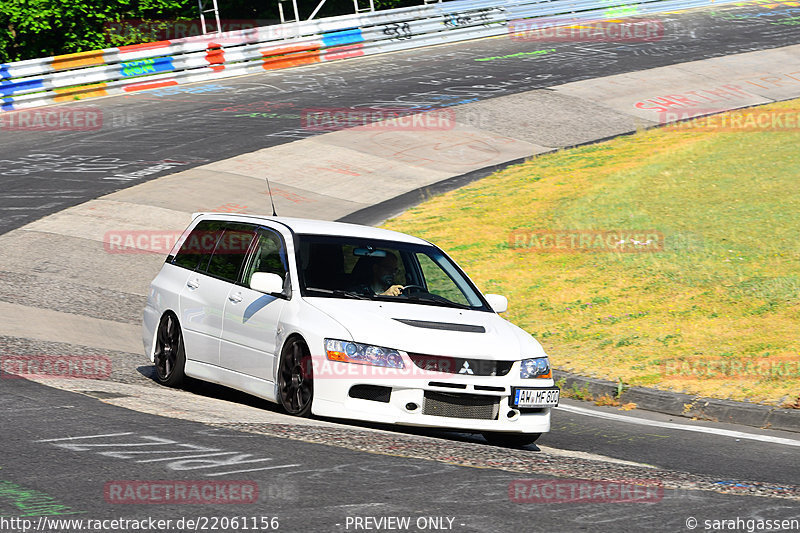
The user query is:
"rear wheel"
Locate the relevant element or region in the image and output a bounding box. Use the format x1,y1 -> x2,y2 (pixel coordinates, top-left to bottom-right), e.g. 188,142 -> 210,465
153,313 -> 186,388
278,338 -> 313,417
482,432 -> 541,448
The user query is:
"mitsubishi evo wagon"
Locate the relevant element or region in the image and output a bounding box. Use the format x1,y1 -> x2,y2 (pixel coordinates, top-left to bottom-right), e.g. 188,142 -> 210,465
142,213 -> 559,446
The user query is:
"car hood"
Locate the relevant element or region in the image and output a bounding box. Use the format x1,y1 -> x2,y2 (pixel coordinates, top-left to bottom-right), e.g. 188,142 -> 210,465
304,297 -> 546,360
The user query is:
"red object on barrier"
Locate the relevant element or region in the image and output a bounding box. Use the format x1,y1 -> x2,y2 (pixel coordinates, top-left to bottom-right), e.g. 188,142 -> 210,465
123,80 -> 180,92
206,43 -> 226,71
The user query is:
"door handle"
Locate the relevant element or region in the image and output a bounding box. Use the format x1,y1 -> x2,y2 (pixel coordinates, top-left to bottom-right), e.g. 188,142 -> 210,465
228,292 -> 243,304
187,279 -> 200,290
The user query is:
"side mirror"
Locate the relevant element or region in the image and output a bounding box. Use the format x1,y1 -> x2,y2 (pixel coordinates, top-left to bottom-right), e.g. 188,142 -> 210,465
250,272 -> 285,295
484,294 -> 508,314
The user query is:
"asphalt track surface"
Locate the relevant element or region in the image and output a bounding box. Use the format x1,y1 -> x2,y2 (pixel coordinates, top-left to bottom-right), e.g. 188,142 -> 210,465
2,3 -> 800,234
2,378 -> 799,533
2,3 -> 800,532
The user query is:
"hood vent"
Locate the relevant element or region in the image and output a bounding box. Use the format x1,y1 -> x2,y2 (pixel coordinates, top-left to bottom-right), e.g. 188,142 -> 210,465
393,318 -> 485,333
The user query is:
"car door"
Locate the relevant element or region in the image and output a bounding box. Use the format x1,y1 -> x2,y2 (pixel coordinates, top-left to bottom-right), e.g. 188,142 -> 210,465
178,221 -> 256,367
220,226 -> 289,381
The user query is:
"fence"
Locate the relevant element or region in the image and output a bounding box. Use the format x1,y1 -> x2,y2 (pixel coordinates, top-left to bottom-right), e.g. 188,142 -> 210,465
0,0 -> 738,112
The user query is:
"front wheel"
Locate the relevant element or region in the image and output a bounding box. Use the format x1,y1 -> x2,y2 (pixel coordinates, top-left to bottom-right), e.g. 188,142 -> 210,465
277,338 -> 313,417
482,432 -> 541,448
153,313 -> 186,388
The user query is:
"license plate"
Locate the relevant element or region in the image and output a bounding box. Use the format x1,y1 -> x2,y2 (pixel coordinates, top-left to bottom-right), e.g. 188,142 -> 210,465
512,387 -> 560,408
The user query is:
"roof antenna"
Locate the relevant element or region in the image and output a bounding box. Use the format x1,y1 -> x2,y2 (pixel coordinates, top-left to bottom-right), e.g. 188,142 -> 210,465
265,176 -> 277,216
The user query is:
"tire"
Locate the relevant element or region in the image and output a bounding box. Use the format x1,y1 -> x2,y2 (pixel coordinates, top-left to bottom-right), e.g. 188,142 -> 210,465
277,337 -> 313,417
482,432 -> 541,448
153,313 -> 186,388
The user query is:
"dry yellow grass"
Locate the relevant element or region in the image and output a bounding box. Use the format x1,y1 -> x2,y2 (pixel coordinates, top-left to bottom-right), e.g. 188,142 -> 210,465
383,99 -> 800,406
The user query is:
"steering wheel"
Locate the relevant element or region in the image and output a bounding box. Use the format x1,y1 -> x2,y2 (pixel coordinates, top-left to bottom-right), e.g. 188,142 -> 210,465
401,284 -> 426,293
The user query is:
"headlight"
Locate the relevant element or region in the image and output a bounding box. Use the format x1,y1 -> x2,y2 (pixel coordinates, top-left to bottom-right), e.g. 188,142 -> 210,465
520,357 -> 551,379
325,339 -> 404,369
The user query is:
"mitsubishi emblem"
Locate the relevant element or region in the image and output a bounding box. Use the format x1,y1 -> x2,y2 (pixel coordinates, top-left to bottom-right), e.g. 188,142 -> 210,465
458,361 -> 474,375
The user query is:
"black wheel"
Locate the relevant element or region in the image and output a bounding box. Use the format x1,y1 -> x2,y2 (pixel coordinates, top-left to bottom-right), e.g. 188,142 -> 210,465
482,432 -> 541,448
153,313 -> 186,388
278,338 -> 313,417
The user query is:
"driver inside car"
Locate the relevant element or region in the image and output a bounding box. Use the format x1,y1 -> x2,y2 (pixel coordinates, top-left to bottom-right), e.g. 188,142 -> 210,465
372,254 -> 405,296
353,253 -> 405,296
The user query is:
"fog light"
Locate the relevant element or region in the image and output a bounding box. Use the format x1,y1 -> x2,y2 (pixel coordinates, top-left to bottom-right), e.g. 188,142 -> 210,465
406,402 -> 419,411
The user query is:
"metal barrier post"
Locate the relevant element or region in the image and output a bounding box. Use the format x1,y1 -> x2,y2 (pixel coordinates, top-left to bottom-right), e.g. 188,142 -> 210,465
198,0 -> 222,34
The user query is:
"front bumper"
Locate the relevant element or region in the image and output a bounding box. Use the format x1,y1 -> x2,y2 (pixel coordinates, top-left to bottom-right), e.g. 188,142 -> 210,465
311,366 -> 556,434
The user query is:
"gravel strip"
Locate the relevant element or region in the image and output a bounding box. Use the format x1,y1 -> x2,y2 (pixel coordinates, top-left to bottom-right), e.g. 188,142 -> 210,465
216,422 -> 800,501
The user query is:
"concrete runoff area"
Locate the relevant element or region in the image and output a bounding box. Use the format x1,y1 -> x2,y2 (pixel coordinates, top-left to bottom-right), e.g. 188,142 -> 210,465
3,43 -> 800,359
0,301 -> 142,355
451,90 -> 658,147
102,167 -> 367,221
552,43 -> 800,120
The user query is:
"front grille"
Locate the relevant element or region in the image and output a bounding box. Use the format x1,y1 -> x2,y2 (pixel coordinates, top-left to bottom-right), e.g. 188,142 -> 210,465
422,391 -> 499,420
409,353 -> 513,376
428,381 -> 467,389
475,385 -> 505,392
349,385 -> 391,403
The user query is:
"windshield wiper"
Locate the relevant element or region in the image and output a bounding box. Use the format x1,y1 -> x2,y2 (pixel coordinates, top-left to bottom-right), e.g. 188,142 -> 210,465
397,293 -> 471,310
305,287 -> 371,300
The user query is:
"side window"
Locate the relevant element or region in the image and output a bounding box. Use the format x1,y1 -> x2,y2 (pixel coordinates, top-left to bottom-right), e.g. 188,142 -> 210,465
243,228 -> 288,287
172,220 -> 226,271
416,253 -> 470,306
204,223 -> 257,282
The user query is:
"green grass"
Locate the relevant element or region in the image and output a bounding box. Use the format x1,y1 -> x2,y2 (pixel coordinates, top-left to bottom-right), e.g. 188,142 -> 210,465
383,99 -> 800,406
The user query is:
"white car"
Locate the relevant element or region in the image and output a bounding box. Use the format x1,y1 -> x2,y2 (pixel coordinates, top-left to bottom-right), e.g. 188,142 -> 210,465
142,213 -> 559,446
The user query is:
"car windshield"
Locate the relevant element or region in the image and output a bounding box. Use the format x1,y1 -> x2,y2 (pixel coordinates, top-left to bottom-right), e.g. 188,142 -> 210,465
296,234 -> 489,311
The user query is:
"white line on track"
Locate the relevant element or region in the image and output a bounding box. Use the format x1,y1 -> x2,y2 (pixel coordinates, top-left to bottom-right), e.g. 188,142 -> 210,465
36,432 -> 133,442
556,404 -> 800,447
204,464 -> 301,476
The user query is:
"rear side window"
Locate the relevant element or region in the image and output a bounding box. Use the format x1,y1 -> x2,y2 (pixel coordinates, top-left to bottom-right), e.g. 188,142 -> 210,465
172,220 -> 226,271
205,224 -> 257,282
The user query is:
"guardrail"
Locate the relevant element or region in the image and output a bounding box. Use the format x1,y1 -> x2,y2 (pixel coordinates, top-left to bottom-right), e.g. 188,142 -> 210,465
0,0 -> 738,112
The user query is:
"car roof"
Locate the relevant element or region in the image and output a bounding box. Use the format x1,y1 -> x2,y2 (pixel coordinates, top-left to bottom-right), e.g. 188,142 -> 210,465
193,212 -> 430,245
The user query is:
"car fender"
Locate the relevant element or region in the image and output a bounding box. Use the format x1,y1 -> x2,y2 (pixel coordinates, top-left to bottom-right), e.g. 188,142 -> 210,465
274,297 -> 352,382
